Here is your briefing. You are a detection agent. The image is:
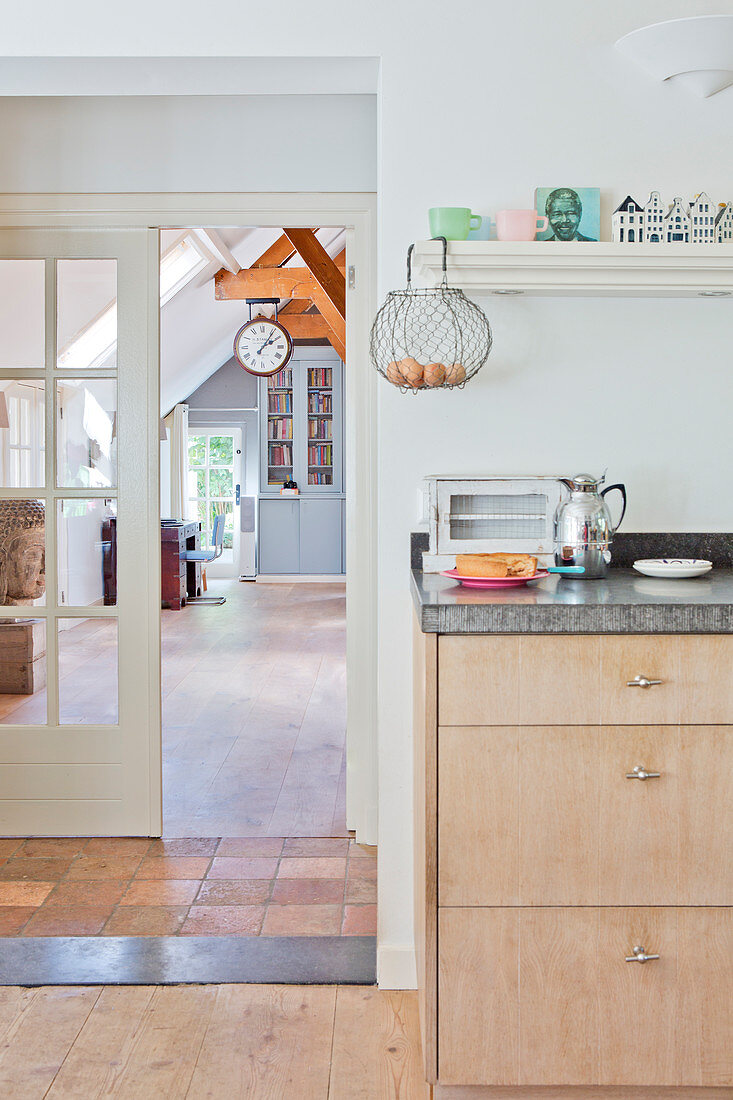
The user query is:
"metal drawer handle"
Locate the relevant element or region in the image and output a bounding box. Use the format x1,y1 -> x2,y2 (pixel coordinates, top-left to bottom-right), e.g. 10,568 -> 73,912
626,765 -> 661,781
625,945 -> 660,964
626,675 -> 663,689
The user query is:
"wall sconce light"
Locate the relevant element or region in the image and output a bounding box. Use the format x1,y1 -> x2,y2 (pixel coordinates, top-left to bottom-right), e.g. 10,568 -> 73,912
616,15 -> 733,99
0,392 -> 10,430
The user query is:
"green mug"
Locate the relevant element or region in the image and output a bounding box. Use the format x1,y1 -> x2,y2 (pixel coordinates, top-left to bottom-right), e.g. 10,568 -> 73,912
428,207 -> 482,241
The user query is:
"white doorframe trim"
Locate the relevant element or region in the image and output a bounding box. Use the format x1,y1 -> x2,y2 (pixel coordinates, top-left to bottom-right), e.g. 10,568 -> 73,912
0,192 -> 379,846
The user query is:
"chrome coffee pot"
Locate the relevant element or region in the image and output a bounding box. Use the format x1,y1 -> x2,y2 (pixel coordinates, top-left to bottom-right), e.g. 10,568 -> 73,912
554,473 -> 627,579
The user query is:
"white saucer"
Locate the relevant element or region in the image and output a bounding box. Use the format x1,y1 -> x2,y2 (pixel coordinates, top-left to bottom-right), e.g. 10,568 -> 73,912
633,558 -> 713,579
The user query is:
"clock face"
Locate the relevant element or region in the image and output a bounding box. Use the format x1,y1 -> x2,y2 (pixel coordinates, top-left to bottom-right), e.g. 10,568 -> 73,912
234,317 -> 294,377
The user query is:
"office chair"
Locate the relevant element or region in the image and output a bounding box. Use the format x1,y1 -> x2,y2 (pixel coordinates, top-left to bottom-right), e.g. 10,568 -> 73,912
183,511 -> 227,605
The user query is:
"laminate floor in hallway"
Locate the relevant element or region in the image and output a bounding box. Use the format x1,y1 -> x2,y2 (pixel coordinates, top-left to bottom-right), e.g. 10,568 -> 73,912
163,579 -> 347,838
0,984 -> 429,1098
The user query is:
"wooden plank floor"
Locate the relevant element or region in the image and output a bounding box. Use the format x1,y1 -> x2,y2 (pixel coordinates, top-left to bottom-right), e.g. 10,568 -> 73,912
0,984 -> 429,1099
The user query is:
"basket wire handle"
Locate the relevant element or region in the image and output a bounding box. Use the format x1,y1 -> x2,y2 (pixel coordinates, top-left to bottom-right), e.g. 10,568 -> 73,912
432,236 -> 448,287
406,243 -> 415,288
405,236 -> 449,289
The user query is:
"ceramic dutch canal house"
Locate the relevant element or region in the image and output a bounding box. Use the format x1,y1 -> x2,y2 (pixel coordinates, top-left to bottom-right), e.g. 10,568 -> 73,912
644,190 -> 665,242
664,197 -> 691,243
611,196 -> 645,243
715,201 -> 733,242
689,192 -> 717,243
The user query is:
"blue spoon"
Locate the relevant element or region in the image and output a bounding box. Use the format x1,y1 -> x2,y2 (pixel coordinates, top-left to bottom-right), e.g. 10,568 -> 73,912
546,566 -> 586,574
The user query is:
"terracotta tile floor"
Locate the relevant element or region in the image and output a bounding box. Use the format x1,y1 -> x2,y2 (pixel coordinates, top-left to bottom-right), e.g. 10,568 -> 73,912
0,836 -> 376,937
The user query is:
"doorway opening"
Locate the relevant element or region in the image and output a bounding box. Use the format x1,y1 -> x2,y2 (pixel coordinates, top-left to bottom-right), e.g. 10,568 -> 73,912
157,226 -> 375,941
0,196 -> 377,980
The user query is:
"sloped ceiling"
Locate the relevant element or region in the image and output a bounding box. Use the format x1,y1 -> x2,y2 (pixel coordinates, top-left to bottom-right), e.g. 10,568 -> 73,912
160,226 -> 345,414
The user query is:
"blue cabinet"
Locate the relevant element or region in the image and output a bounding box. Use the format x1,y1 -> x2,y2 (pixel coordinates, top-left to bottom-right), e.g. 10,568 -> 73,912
258,498 -> 300,574
258,348 -> 344,576
300,499 -> 343,574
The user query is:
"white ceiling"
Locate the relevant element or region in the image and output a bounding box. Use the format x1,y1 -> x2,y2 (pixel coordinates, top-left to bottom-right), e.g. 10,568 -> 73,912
160,226 -> 345,414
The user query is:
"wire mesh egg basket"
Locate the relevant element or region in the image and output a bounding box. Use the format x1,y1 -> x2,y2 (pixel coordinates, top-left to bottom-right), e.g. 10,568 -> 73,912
370,237 -> 493,392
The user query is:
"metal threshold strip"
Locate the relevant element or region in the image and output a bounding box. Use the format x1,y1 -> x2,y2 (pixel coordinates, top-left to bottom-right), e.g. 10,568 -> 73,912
0,935 -> 376,986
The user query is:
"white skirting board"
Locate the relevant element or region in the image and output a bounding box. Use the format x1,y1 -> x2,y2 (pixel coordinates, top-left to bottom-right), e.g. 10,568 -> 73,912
255,574 -> 346,583
377,943 -> 417,990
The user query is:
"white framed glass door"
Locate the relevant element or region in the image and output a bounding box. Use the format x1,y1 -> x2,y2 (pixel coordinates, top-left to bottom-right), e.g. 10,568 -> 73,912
186,427 -> 242,578
0,228 -> 160,836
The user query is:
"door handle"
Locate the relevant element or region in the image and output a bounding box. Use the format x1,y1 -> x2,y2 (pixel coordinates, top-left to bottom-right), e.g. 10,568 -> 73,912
235,484 -> 241,505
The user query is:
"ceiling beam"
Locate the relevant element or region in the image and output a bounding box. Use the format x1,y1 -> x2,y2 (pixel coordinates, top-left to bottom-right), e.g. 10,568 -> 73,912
214,265 -> 345,303
282,229 -> 346,352
192,228 -> 241,274
278,313 -> 333,341
251,233 -> 298,269
279,253 -> 344,315
279,298 -> 311,316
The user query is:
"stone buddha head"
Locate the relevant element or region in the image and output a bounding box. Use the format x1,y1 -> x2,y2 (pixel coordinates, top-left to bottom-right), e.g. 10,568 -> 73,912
0,500 -> 46,605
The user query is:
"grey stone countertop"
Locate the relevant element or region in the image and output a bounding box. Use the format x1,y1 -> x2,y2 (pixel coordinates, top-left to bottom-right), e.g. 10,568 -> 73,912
411,567 -> 733,634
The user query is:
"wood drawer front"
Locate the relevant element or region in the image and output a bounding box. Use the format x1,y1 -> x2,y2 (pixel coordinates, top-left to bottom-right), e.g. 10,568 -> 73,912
439,635 -> 733,726
438,726 -> 732,906
438,636 -> 600,725
438,907 -> 733,1088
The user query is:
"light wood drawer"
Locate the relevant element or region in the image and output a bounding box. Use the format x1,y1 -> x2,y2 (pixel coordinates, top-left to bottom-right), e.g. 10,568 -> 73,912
438,725 -> 733,906
438,906 -> 733,1088
438,635 -> 733,726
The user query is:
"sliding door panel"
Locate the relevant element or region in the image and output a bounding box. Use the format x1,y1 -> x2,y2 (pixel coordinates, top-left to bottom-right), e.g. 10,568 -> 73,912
0,230 -> 159,835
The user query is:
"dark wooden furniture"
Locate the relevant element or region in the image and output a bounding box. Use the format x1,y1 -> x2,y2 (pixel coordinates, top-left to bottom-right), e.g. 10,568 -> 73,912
102,516 -> 117,605
161,521 -> 202,610
0,619 -> 46,693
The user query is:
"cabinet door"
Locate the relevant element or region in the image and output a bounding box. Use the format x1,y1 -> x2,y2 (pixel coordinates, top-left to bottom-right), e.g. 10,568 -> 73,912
258,498 -> 299,574
438,907 -> 733,1087
299,498 -> 343,574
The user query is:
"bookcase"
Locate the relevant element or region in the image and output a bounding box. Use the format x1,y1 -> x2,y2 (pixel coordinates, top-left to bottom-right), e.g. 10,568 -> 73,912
259,353 -> 343,493
258,349 -> 344,576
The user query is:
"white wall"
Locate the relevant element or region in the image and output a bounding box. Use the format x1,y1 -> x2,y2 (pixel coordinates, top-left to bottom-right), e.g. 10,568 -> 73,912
2,0 -> 733,988
0,95 -> 377,193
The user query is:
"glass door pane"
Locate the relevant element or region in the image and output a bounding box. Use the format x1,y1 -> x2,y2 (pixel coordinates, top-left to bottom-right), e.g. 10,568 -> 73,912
187,429 -> 238,569
266,367 -> 294,486
307,365 -> 333,486
0,260 -> 45,369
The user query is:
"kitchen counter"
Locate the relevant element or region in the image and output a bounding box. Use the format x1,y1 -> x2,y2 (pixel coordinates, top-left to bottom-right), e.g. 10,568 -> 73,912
411,566 -> 733,634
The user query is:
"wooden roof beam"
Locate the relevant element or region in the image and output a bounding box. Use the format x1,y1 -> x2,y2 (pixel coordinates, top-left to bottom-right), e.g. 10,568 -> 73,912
282,229 -> 346,354
214,265 -> 345,303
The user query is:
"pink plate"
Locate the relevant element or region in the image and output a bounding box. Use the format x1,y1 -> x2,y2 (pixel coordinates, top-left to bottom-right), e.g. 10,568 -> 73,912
441,568 -> 550,589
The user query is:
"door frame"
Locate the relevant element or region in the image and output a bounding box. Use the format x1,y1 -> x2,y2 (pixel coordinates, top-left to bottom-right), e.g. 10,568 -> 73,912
0,193 -> 378,845
185,423 -> 243,579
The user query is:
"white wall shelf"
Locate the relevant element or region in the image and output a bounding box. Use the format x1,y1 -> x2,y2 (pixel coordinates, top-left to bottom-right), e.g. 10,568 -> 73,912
412,241 -> 733,298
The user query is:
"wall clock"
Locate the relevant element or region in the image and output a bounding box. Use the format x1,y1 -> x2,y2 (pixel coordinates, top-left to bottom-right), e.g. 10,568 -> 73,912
234,310 -> 294,377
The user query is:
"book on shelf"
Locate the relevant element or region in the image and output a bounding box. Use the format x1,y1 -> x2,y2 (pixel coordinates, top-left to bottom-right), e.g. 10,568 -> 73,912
308,470 -> 332,485
308,420 -> 333,440
308,393 -> 332,413
307,367 -> 332,388
268,393 -> 292,414
268,368 -> 293,388
268,418 -> 293,441
268,444 -> 293,466
308,444 -> 333,466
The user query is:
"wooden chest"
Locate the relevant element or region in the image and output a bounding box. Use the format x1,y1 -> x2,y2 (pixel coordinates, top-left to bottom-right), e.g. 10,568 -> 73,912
0,619 -> 47,694
414,624 -> 733,1098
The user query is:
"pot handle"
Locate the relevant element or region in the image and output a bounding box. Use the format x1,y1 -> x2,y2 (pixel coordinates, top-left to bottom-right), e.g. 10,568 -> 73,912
601,483 -> 627,532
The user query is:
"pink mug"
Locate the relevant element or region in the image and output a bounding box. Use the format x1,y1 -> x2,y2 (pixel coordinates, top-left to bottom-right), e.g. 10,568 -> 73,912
496,209 -> 549,241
